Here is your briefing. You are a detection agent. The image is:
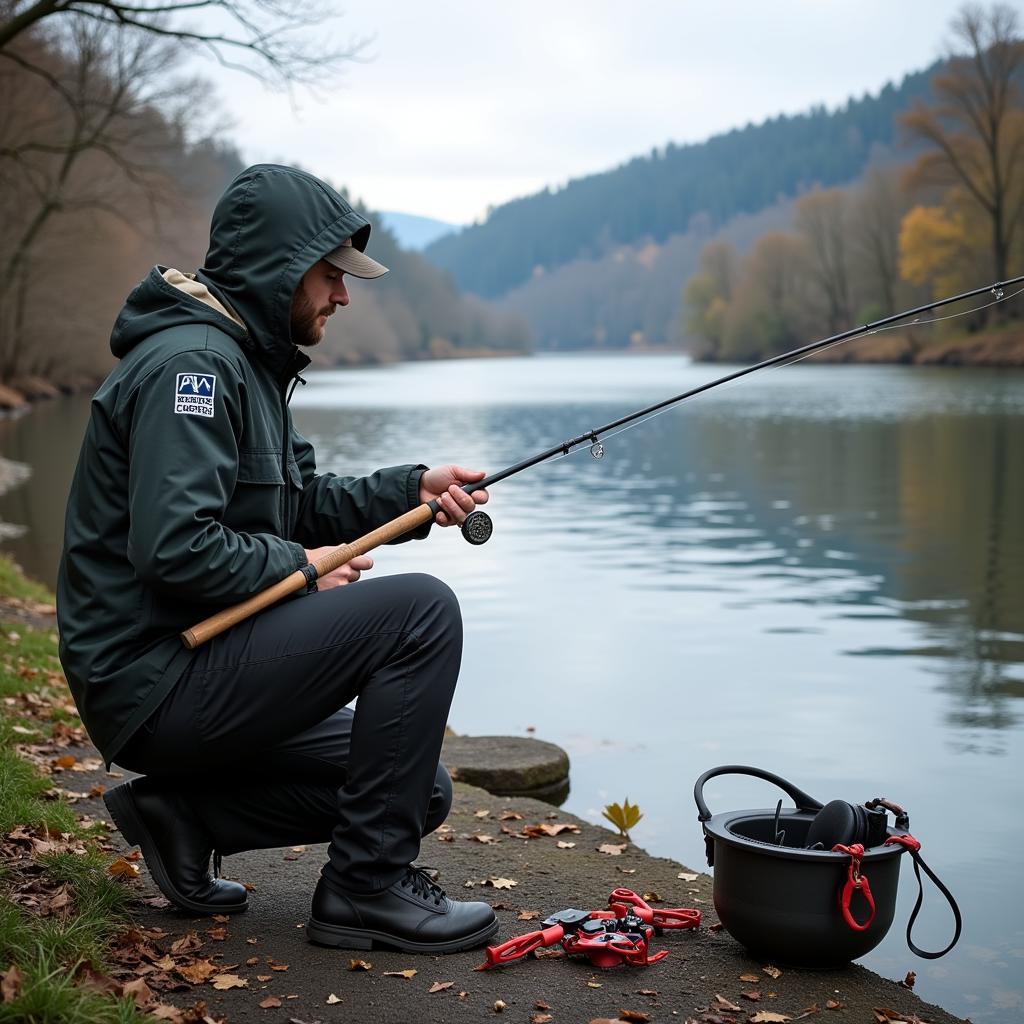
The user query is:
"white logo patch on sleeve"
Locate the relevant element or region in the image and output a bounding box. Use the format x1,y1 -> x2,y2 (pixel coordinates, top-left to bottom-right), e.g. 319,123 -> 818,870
174,372 -> 217,417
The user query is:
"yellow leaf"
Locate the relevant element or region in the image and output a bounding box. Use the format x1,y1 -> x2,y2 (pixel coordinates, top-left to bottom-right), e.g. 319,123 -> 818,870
601,797 -> 644,838
348,959 -> 372,971
383,969 -> 417,979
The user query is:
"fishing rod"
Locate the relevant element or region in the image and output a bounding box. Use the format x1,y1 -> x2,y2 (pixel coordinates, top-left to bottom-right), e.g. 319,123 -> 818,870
181,274 -> 1024,650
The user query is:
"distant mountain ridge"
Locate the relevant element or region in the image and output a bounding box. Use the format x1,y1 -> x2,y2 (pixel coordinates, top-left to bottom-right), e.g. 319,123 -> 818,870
378,210 -> 461,250
424,64 -> 939,298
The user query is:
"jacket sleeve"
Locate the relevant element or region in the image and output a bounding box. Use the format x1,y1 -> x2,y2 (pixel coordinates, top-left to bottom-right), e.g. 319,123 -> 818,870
290,427 -> 432,546
123,350 -> 307,603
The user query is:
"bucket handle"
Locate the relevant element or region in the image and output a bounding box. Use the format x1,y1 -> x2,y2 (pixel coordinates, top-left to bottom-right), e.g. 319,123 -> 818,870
694,765 -> 824,822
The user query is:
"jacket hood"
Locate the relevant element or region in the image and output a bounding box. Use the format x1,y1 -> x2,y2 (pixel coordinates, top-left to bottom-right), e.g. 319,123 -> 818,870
110,164 -> 372,376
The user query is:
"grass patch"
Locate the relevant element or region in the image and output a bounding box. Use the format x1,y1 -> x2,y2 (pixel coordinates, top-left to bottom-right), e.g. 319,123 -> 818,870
0,555 -> 53,605
0,560 -> 150,1023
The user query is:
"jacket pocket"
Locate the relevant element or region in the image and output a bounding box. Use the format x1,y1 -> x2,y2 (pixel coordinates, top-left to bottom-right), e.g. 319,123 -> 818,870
237,448 -> 284,485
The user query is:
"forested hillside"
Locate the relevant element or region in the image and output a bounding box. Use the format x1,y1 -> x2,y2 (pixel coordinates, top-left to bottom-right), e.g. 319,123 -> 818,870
426,66 -> 936,298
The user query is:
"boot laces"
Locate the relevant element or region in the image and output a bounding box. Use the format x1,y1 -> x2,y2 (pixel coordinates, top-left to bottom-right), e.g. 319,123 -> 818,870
401,866 -> 445,906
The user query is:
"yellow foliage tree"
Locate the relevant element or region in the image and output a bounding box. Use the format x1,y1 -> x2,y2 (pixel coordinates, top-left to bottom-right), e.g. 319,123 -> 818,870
901,4 -> 1024,285
905,203 -> 974,299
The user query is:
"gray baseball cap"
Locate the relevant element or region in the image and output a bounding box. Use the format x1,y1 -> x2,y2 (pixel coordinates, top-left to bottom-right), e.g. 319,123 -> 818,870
323,236 -> 389,279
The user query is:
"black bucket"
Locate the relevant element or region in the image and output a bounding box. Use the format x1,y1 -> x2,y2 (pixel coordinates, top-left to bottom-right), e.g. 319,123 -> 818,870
694,766 -> 957,968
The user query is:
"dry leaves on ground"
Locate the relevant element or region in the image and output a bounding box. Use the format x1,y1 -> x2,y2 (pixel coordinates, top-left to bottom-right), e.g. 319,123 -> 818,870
210,974 -> 246,991
383,969 -> 417,979
429,981 -> 454,993
598,843 -> 628,856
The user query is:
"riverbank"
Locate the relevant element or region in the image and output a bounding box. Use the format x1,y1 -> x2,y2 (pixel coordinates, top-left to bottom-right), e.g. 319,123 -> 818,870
2,322 -> 1023,415
0,554 -> 969,1023
808,321 -> 1024,367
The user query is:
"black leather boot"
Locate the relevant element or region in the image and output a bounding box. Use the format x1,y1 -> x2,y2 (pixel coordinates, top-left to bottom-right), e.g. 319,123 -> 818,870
306,867 -> 498,953
104,779 -> 248,915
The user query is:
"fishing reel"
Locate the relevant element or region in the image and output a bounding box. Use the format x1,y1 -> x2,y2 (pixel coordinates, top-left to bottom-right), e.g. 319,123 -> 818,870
461,509 -> 493,545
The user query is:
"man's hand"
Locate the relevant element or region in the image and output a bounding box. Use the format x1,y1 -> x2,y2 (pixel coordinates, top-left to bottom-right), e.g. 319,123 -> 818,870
419,465 -> 489,527
303,549 -> 374,590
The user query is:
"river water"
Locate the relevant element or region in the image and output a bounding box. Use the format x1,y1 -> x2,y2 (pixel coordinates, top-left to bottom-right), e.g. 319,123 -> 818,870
2,354 -> 1022,1022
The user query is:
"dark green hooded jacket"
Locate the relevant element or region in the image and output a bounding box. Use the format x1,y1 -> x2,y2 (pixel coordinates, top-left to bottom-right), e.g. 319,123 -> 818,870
57,164 -> 427,763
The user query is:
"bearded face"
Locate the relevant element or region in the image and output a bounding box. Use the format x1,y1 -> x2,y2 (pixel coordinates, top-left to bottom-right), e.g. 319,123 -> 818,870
290,287 -> 332,348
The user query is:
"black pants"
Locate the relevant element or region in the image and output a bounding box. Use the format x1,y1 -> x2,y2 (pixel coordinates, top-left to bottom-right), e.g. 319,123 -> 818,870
117,573 -> 461,893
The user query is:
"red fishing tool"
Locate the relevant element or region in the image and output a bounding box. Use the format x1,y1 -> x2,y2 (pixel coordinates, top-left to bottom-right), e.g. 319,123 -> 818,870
478,889 -> 700,970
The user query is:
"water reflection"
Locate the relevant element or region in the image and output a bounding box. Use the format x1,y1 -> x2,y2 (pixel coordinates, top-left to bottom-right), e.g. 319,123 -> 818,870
2,356 -> 1023,1022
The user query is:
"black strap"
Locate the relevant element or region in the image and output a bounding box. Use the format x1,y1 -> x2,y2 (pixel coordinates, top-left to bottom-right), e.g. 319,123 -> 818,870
905,849 -> 962,959
301,562 -> 319,593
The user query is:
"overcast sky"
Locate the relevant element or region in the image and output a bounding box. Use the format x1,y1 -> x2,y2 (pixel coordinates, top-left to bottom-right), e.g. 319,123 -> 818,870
197,1 -> 978,225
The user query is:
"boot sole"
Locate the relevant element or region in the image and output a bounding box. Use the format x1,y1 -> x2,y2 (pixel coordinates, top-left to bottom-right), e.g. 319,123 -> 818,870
104,785 -> 248,916
305,914 -> 499,954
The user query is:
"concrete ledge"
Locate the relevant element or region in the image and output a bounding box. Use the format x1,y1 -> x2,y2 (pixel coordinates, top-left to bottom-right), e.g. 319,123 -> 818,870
442,734 -> 570,798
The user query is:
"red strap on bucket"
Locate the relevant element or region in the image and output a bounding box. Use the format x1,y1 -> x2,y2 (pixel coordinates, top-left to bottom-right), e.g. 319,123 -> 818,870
833,842 -> 876,932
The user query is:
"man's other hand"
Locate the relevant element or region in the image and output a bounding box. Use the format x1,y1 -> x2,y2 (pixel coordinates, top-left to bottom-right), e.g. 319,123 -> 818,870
419,465 -> 489,527
303,550 -> 374,590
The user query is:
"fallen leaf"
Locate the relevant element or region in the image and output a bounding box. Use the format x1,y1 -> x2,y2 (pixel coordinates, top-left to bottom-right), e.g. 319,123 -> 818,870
900,971 -> 916,990
259,996 -> 282,1008
471,833 -> 497,844
211,974 -> 247,990
269,962 -> 289,972
749,1014 -> 792,1023
54,755 -> 76,769
429,981 -> 454,993
641,891 -> 662,903
517,910 -> 540,920
677,871 -> 698,881
586,980 -> 603,988
557,840 -> 576,849
740,973 -> 761,983
1,965 -> 24,1002
175,960 -> 218,984
636,989 -> 658,996
170,933 -> 203,955
826,1001 -> 843,1011
713,994 -> 742,1011
383,969 -> 417,979
256,975 -> 271,982
474,809 -> 490,818
149,1003 -> 185,1020
535,1001 -> 551,1010
742,990 -> 762,1001
598,843 -> 628,856
348,959 -> 372,971
532,1016 -> 553,1023
206,927 -> 227,941
212,914 -> 230,923
762,965 -> 782,979
108,857 -> 140,878
494,999 -> 507,1012
326,993 -> 342,1004
486,877 -> 517,890
794,1006 -> 820,1020
499,811 -> 523,821
619,1011 -> 650,1022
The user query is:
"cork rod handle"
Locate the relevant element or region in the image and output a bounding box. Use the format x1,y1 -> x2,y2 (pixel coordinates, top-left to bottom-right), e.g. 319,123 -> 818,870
180,503 -> 436,650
